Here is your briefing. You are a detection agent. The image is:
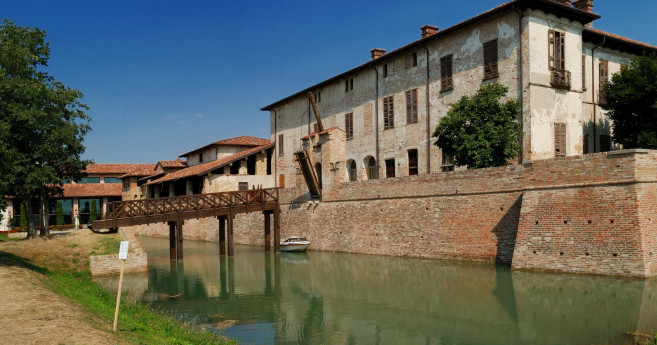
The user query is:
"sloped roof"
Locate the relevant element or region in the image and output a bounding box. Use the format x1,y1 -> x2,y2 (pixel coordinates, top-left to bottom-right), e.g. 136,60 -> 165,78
261,0 -> 600,111
158,159 -> 187,168
84,164 -> 153,175
180,136 -> 271,157
583,27 -> 657,55
145,143 -> 274,186
118,164 -> 158,179
62,183 -> 122,198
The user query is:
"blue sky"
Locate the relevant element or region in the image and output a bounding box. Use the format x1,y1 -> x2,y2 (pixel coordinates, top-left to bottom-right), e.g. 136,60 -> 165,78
4,0 -> 656,163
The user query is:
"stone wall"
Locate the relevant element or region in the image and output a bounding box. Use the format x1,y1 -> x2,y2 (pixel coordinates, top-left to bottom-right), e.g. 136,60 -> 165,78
90,229 -> 148,276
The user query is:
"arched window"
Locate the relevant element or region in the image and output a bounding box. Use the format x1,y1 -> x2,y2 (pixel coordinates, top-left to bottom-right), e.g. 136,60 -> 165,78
315,163 -> 322,190
346,159 -> 357,182
364,156 -> 378,180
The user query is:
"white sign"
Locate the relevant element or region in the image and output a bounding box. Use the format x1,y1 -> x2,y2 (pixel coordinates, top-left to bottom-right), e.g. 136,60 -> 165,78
118,241 -> 129,260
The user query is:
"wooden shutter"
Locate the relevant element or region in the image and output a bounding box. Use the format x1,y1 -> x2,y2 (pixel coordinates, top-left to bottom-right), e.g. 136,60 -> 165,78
548,30 -> 555,69
412,89 -> 418,123
405,91 -> 412,123
484,40 -> 498,78
441,55 -> 453,91
345,113 -> 353,139
558,32 -> 565,70
554,123 -> 566,156
278,134 -> 284,156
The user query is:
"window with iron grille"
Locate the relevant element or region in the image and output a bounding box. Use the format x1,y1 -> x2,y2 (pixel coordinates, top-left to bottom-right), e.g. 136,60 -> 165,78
412,52 -> 418,67
345,112 -> 353,139
406,89 -> 418,124
483,39 -> 498,79
408,149 -> 418,176
440,54 -> 453,91
385,159 -> 395,178
238,182 -> 248,191
441,152 -> 454,172
345,78 -> 353,92
383,62 -> 393,78
278,134 -> 284,156
554,123 -> 567,156
314,91 -> 321,103
383,95 -> 394,129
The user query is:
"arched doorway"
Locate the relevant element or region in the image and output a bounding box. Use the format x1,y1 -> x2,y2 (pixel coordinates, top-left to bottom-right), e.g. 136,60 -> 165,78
364,156 -> 377,180
346,159 -> 357,182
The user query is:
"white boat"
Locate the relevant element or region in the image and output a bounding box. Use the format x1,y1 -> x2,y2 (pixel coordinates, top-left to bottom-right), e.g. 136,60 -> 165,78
280,236 -> 310,252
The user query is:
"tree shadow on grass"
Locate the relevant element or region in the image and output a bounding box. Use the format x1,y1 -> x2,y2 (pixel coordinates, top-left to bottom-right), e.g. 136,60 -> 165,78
0,251 -> 50,274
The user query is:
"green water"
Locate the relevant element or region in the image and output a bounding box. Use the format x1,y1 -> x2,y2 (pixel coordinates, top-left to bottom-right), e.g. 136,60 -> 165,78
99,236 -> 657,345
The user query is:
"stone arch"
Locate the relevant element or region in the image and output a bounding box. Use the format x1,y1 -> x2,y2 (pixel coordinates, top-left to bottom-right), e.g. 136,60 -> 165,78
346,159 -> 357,182
364,156 -> 377,180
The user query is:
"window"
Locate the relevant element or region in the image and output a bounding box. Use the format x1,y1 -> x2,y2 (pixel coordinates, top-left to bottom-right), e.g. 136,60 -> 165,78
554,123 -> 567,156
383,62 -> 393,78
405,89 -> 418,124
412,52 -> 418,67
345,112 -> 353,139
104,177 -> 122,184
600,134 -> 611,152
345,78 -> 353,92
383,95 -> 394,129
442,152 -> 454,172
122,179 -> 130,189
483,39 -> 498,79
199,152 -> 204,163
583,133 -> 590,155
385,159 -> 395,178
365,156 -> 377,180
406,52 -> 418,69
549,30 -> 565,70
79,177 -> 100,184
238,182 -> 248,191
408,149 -> 418,176
440,54 -> 453,91
314,91 -> 321,103
278,134 -> 284,156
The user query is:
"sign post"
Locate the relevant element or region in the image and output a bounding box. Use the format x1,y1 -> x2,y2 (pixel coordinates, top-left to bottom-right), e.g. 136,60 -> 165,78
113,241 -> 129,332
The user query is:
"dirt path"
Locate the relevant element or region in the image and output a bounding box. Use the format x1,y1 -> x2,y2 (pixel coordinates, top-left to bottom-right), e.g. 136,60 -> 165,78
0,230 -> 125,344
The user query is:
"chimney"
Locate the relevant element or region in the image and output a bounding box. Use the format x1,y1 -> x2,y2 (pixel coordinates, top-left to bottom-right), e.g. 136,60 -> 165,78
572,0 -> 593,13
421,25 -> 439,38
371,48 -> 386,60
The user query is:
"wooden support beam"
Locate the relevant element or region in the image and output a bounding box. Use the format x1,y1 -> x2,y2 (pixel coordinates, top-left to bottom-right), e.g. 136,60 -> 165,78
218,216 -> 226,256
264,211 -> 271,252
168,221 -> 177,260
176,219 -> 184,260
274,207 -> 280,253
227,212 -> 234,257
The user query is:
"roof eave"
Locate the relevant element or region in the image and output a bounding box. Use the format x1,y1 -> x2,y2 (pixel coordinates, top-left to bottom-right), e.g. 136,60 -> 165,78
260,0 -> 600,111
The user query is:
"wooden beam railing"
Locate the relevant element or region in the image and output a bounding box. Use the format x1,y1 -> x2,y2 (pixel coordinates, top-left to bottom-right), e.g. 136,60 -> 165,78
94,188 -> 280,230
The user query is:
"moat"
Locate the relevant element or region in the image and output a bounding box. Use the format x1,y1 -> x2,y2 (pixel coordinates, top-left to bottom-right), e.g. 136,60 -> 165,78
97,236 -> 657,345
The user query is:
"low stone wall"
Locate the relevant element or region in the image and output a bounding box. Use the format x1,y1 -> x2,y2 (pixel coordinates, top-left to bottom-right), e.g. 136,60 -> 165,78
90,229 -> 148,276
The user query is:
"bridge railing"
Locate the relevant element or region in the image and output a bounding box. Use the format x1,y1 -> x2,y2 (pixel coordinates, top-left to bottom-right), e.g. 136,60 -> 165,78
105,188 -> 279,219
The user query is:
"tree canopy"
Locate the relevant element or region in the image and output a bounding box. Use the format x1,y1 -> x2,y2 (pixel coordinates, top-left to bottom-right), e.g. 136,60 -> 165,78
601,54 -> 657,149
0,19 -> 91,238
432,83 -> 521,169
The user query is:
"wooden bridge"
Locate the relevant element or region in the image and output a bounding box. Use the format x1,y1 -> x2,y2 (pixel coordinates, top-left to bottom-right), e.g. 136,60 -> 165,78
92,188 -> 281,259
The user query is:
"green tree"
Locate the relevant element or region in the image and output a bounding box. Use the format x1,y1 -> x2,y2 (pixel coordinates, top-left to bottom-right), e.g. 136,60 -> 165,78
89,199 -> 98,224
601,54 -> 657,149
0,19 -> 91,238
56,201 -> 64,226
432,83 -> 521,169
19,203 -> 27,228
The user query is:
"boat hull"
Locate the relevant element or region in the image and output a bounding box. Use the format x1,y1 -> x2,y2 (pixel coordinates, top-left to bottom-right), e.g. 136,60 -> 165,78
280,243 -> 310,252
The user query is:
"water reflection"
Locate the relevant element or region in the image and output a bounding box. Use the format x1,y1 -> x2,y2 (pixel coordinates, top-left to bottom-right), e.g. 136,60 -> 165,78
96,236 -> 657,345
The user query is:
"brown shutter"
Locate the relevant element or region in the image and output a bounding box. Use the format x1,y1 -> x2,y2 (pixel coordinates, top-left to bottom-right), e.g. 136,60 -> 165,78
558,33 -> 565,70
412,89 -> 418,123
554,123 -> 566,156
548,29 -> 555,69
406,90 -> 412,123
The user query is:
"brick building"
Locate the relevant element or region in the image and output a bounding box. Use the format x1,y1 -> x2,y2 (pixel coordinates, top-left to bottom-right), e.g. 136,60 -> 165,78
261,0 -> 657,196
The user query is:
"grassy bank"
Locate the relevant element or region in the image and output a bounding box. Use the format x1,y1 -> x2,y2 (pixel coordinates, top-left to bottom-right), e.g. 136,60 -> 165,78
0,231 -> 237,345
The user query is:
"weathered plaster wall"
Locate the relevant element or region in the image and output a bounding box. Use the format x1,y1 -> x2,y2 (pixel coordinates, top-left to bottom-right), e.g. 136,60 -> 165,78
122,177 -> 146,201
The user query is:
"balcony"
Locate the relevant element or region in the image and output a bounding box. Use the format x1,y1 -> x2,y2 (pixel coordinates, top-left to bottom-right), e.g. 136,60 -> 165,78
550,69 -> 571,90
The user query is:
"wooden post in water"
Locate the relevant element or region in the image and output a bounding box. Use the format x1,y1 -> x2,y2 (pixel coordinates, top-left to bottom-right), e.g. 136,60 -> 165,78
264,211 -> 271,252
168,221 -> 177,260
227,212 -> 234,257
218,215 -> 226,256
274,207 -> 280,253
176,219 -> 184,260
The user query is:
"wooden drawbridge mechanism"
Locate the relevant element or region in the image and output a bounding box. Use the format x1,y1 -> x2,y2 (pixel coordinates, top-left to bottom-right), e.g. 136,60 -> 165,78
293,91 -> 324,198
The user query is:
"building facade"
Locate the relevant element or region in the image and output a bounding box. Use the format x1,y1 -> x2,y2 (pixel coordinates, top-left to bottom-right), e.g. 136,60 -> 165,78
262,0 -> 657,196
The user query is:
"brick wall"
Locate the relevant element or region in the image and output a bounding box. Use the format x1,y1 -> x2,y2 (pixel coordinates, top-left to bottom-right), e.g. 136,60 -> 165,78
90,229 -> 148,276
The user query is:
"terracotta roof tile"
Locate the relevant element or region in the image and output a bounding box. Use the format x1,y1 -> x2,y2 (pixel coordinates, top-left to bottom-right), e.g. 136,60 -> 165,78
84,163 -> 153,175
118,164 -> 158,178
146,143 -> 274,186
62,183 -> 122,198
158,159 -> 187,168
180,136 -> 270,157
584,27 -> 657,52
